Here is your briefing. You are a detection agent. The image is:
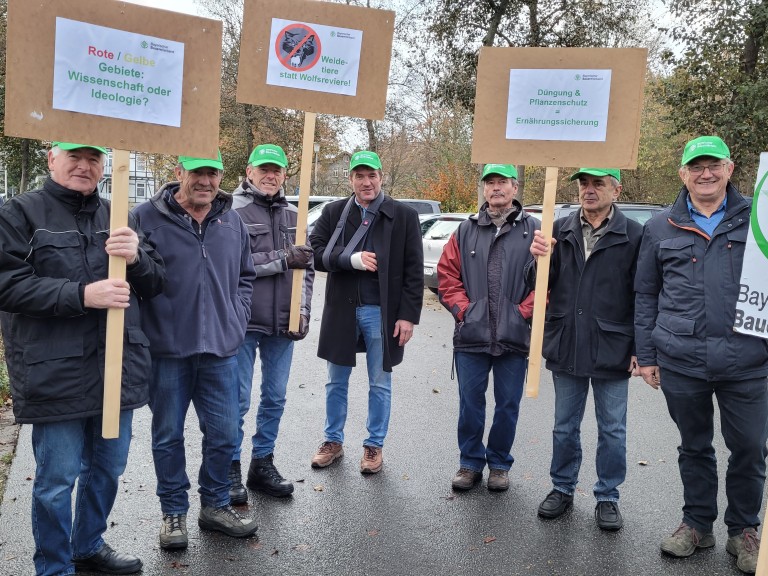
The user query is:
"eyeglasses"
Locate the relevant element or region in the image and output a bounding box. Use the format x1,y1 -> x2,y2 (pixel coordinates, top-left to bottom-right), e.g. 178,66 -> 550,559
687,162 -> 727,175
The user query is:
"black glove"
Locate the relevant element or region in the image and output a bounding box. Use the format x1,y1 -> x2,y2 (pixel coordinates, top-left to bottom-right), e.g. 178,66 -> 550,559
284,314 -> 309,341
285,245 -> 314,269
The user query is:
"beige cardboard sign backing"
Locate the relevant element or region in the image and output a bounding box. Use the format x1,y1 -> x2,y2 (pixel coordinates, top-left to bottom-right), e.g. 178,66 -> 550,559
472,47 -> 648,168
237,0 -> 394,119
4,0 -> 222,157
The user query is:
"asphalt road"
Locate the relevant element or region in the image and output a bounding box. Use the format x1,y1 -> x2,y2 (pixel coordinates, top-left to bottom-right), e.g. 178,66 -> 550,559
0,274 -> 760,576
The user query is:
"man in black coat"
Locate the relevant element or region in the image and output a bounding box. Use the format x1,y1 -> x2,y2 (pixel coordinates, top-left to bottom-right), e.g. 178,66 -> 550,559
309,151 -> 423,475
0,142 -> 165,576
529,168 -> 641,531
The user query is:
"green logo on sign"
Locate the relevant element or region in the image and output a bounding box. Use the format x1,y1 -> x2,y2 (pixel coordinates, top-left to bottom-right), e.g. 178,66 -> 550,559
331,31 -> 336,37
575,74 -> 581,81
141,41 -> 149,49
751,171 -> 768,259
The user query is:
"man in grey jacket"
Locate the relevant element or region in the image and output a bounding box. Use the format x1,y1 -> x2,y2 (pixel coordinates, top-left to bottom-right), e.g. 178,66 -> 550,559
635,136 -> 768,574
228,144 -> 314,502
133,151 -> 259,552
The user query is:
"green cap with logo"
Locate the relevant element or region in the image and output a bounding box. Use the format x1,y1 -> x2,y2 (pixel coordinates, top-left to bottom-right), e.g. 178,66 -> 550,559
178,150 -> 224,171
569,168 -> 621,182
481,164 -> 518,180
681,136 -> 730,166
248,144 -> 288,168
52,142 -> 108,155
350,150 -> 382,171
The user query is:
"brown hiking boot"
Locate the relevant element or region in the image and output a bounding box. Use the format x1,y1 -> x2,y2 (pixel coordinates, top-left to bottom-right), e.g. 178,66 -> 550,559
660,522 -> 715,557
451,467 -> 482,491
726,527 -> 760,574
360,446 -> 383,474
487,469 -> 509,491
311,441 -> 344,468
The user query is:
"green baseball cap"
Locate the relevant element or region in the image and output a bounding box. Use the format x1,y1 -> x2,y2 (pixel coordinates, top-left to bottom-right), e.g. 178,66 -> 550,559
248,144 -> 288,168
350,150 -> 382,171
178,150 -> 224,171
681,136 -> 730,166
481,164 -> 518,180
570,168 -> 621,182
52,142 -> 108,155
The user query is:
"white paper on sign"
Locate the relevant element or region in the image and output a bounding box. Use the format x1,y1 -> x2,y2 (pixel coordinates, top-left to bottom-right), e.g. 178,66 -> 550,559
506,69 -> 612,142
265,18 -> 363,97
734,152 -> 768,339
52,18 -> 185,127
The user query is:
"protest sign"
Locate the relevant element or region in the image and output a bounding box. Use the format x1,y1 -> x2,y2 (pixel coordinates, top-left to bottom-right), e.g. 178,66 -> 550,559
237,0 -> 394,120
472,46 -> 648,397
5,0 -> 222,436
735,153 -> 768,339
237,0 -> 395,331
5,0 -> 221,157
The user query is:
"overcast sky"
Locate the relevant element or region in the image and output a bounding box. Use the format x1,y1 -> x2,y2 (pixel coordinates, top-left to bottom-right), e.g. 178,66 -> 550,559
124,0 -> 199,16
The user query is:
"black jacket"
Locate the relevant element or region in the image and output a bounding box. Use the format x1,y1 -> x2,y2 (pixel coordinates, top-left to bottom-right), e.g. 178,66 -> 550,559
439,201 -> 538,356
310,194 -> 423,371
232,181 -> 314,334
635,184 -> 768,380
526,207 -> 642,378
0,179 -> 165,423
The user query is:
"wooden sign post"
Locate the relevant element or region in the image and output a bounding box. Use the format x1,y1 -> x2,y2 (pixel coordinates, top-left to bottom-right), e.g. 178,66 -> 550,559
472,46 -> 648,398
5,0 -> 223,437
236,0 -> 395,332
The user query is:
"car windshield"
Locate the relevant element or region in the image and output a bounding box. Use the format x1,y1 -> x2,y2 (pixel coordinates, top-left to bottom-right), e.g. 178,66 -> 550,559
425,219 -> 463,240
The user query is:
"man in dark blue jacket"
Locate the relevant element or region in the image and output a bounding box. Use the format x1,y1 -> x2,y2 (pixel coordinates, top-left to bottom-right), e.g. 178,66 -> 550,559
133,152 -> 258,551
635,136 -> 768,574
528,168 -> 641,531
228,144 -> 314,502
0,142 -> 165,576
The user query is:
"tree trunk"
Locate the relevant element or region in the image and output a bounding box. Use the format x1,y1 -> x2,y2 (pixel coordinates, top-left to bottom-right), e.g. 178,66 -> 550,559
517,164 -> 526,205
19,139 -> 29,193
366,119 -> 378,152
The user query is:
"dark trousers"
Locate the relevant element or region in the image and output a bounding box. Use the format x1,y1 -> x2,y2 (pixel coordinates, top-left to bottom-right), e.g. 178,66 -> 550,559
660,368 -> 768,536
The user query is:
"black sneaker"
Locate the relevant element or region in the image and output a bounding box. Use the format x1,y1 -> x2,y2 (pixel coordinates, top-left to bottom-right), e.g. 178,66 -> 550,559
228,460 -> 248,505
247,454 -> 294,497
537,489 -> 573,519
595,501 -> 623,531
198,505 -> 258,538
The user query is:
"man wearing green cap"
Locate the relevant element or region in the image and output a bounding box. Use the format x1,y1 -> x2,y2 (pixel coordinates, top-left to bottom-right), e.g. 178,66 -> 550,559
0,142 -> 165,575
227,144 -> 314,501
133,151 -> 259,550
438,164 -> 538,492
309,150 -> 423,474
527,168 -> 641,530
635,136 -> 768,573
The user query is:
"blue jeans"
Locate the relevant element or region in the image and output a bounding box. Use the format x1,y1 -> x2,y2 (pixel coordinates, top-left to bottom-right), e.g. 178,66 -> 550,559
660,368 -> 768,536
149,354 -> 239,514
454,351 -> 526,471
235,331 -> 294,460
549,372 -> 628,501
324,305 -> 392,448
31,411 -> 133,576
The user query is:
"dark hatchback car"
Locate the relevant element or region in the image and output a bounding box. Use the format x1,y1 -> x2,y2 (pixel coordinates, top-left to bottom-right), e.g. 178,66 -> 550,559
524,202 -> 666,226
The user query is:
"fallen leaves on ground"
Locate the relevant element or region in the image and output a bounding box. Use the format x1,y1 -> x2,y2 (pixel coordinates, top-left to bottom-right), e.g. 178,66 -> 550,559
313,484 -> 324,492
367,529 -> 380,536
638,460 -> 648,466
483,536 -> 497,544
292,544 -> 310,552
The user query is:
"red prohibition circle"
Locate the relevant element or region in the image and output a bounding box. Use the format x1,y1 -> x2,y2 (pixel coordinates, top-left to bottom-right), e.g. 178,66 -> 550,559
274,23 -> 322,73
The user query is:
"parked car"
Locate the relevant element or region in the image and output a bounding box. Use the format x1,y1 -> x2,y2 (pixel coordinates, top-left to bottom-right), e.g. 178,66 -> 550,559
419,213 -> 443,236
397,198 -> 441,215
285,195 -> 341,210
524,202 -> 665,226
305,200 -> 334,237
422,213 -> 472,293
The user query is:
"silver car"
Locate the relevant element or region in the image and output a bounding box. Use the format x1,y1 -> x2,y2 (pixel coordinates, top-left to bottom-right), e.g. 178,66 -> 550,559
422,213 -> 472,293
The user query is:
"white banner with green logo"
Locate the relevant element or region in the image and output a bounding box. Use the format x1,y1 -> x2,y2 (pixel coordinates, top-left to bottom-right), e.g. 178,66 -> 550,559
735,152 -> 768,338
